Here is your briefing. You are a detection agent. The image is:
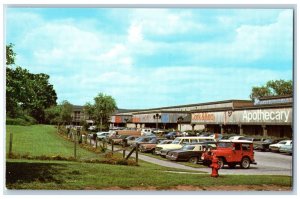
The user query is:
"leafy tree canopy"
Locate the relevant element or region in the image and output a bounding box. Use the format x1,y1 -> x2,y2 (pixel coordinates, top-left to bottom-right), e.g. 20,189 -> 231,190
6,44 -> 57,123
86,93 -> 117,131
250,79 -> 293,101
6,43 -> 16,65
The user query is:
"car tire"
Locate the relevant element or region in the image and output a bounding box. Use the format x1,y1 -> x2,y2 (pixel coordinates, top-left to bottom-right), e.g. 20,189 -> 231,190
151,149 -> 155,154
240,157 -> 250,169
218,157 -> 224,169
188,157 -> 198,164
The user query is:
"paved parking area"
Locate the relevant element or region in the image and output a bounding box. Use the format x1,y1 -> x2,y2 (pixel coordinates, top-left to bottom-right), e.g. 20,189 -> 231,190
87,138 -> 293,176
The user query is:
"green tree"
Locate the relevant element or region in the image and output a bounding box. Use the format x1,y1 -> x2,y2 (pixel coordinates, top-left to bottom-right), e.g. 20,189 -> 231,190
83,102 -> 95,120
250,79 -> 293,101
45,105 -> 61,124
60,100 -> 73,125
90,93 -> 117,131
6,43 -> 16,65
6,44 -> 57,123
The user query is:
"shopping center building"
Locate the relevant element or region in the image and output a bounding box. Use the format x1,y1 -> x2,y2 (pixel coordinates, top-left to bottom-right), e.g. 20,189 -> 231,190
109,95 -> 293,138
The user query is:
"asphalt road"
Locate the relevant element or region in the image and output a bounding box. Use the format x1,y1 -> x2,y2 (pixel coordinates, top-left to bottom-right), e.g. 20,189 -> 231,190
135,150 -> 293,176
87,138 -> 293,176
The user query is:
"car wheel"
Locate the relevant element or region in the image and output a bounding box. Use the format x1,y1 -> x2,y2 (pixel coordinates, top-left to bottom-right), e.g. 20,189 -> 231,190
151,149 -> 155,154
218,158 -> 224,169
188,157 -> 198,164
240,157 -> 250,169
228,163 -> 236,169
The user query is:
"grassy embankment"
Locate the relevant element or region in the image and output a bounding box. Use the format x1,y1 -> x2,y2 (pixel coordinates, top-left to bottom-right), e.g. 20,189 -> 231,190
5,125 -> 292,190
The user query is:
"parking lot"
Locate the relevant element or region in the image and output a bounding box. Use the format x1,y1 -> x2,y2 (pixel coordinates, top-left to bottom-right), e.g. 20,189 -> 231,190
127,149 -> 293,176
85,136 -> 292,176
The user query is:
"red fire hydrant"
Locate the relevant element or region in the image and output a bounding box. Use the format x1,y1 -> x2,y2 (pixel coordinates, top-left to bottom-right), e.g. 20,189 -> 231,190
210,155 -> 220,177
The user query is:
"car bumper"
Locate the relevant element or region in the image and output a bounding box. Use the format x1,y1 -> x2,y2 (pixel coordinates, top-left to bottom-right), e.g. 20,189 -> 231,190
279,149 -> 292,153
166,155 -> 178,160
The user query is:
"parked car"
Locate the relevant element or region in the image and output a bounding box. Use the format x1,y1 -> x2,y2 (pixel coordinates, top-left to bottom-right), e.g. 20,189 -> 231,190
253,138 -> 283,151
201,140 -> 257,169
279,142 -> 292,155
125,136 -> 139,146
88,125 -> 97,131
164,131 -> 183,139
131,136 -> 156,147
269,140 -> 292,152
96,132 -> 110,140
139,139 -> 172,153
166,142 -> 217,164
152,129 -> 165,135
155,136 -> 215,157
227,136 -> 247,141
110,135 -> 129,145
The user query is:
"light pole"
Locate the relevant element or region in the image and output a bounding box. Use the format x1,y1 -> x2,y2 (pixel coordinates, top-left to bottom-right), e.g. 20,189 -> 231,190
177,116 -> 184,132
153,113 -> 161,129
124,118 -> 129,128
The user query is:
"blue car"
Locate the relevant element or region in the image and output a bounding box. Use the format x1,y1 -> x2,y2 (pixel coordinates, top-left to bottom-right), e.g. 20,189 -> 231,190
165,131 -> 182,139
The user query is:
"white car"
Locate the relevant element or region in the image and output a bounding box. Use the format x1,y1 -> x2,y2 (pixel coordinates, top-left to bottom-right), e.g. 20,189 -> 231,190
269,140 -> 292,152
227,136 -> 247,141
96,132 -> 110,140
88,125 -> 97,131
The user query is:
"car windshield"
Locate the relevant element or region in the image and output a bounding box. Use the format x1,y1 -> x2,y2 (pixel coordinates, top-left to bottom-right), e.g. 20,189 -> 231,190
278,141 -> 287,144
160,140 -> 169,144
172,138 -> 180,144
217,142 -> 232,148
148,139 -> 157,143
182,145 -> 195,151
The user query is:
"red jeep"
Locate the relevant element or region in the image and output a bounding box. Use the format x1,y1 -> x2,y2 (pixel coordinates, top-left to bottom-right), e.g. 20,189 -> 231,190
201,140 -> 257,169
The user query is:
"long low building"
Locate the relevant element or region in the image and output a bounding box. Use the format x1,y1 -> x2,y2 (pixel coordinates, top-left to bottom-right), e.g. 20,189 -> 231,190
110,95 -> 293,138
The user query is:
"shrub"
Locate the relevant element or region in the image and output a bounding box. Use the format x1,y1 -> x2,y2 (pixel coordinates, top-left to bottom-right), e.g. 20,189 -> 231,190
22,115 -> 37,125
6,117 -> 30,126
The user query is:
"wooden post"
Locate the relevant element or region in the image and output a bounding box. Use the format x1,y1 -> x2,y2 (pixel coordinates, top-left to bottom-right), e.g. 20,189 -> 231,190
122,141 -> 126,158
9,132 -> 13,155
74,132 -> 77,159
111,141 -> 114,154
135,144 -> 139,163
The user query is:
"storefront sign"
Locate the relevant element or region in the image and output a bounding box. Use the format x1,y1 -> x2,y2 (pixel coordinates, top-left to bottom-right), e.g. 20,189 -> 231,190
132,117 -> 140,123
192,113 -> 215,122
192,108 -> 292,124
242,109 -> 290,123
254,98 -> 292,105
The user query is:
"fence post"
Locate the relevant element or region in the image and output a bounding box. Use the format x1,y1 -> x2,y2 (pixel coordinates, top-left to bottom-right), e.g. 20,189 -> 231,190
135,144 -> 139,163
122,141 -> 126,158
74,132 -> 77,159
9,132 -> 13,155
111,141 -> 114,155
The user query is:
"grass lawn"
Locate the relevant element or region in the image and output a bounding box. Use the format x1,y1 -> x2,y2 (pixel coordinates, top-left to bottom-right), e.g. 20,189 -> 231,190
6,159 -> 292,190
6,125 -> 100,160
5,125 -> 292,190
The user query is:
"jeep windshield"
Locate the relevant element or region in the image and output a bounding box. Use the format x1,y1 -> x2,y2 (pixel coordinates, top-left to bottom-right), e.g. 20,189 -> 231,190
217,142 -> 232,148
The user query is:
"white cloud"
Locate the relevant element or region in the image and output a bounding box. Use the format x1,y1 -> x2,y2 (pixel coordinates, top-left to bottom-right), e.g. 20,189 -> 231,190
128,22 -> 143,43
129,9 -> 205,36
6,9 -> 293,108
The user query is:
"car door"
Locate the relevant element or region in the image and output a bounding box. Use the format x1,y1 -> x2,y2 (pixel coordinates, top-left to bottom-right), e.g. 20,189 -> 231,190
231,143 -> 242,162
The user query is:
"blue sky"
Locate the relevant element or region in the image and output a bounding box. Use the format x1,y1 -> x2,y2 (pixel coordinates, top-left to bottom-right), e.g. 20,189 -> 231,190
5,7 -> 293,109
